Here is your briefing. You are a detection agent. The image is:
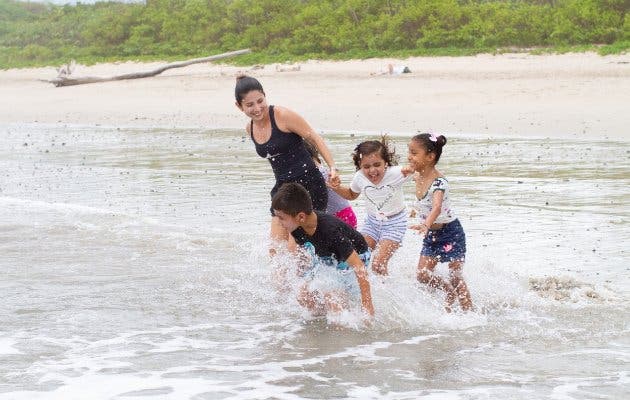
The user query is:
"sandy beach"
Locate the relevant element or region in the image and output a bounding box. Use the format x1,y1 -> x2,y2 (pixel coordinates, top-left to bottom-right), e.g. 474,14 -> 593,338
1,52 -> 629,140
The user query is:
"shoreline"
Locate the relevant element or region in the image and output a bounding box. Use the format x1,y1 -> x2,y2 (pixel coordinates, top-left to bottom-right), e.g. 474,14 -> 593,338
1,52 -> 629,141
4,121 -> 628,143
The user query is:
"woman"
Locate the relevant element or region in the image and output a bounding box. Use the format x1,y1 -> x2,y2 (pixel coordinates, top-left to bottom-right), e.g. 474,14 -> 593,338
235,75 -> 338,251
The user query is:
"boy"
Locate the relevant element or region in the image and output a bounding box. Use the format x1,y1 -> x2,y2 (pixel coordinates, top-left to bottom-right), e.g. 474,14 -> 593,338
271,182 -> 374,318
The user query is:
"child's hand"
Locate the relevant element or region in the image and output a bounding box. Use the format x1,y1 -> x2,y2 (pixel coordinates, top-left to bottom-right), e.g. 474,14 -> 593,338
401,165 -> 415,176
409,223 -> 428,235
328,175 -> 341,189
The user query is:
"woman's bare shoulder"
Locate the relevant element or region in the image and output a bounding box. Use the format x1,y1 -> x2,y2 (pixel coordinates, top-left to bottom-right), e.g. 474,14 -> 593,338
273,105 -> 305,132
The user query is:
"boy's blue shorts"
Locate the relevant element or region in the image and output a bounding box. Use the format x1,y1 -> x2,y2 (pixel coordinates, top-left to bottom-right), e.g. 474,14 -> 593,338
305,249 -> 371,299
421,219 -> 466,263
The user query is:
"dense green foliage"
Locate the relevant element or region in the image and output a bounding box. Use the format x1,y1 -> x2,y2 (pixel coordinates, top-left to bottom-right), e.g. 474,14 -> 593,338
1,0 -> 627,68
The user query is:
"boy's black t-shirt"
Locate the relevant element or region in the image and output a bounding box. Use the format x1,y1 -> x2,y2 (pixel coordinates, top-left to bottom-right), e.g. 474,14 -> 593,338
291,211 -> 369,262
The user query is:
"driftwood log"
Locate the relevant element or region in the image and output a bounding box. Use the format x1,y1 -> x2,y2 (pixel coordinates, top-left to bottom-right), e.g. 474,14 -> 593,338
48,49 -> 251,87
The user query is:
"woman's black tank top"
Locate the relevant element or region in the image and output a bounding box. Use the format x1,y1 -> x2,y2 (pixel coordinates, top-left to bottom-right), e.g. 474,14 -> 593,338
250,106 -> 317,182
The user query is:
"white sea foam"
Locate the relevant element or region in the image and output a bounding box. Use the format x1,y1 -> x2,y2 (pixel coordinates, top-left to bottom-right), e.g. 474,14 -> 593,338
0,196 -> 118,216
0,337 -> 22,355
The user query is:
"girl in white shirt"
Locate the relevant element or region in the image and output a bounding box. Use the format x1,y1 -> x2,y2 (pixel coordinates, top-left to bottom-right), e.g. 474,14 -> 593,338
408,133 -> 473,312
331,136 -> 413,275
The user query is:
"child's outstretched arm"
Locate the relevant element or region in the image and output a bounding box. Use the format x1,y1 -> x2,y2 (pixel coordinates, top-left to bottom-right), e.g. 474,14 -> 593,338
347,251 -> 374,317
328,176 -> 360,200
401,165 -> 415,177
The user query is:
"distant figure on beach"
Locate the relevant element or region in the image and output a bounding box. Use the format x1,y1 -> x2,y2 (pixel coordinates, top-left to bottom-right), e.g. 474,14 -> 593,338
387,64 -> 411,75
304,141 -> 358,229
371,63 -> 411,76
329,136 -> 414,275
235,75 -> 338,253
272,182 -> 374,319
407,133 -> 473,312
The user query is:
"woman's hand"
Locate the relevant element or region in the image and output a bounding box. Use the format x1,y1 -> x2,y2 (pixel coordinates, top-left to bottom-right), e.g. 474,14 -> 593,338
328,166 -> 339,182
328,174 -> 341,189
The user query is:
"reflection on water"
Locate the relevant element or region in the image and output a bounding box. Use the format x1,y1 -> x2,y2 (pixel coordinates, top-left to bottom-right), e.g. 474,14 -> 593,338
0,124 -> 628,399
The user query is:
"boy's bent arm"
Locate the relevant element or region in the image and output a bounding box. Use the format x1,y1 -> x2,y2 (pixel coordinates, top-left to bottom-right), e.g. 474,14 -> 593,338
347,251 -> 374,316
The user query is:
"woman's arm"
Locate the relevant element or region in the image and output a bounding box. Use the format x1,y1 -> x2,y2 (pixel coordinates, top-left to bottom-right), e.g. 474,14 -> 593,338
275,106 -> 338,180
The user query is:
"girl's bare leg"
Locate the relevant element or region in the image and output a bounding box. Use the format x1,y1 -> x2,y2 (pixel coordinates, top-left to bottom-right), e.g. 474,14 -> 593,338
417,255 -> 456,312
324,290 -> 349,315
417,255 -> 443,288
363,234 -> 377,250
371,239 -> 400,275
448,260 -> 473,311
298,284 -> 326,316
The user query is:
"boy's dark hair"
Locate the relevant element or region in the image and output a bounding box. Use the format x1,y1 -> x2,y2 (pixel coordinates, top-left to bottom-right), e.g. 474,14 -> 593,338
411,133 -> 447,164
235,74 -> 265,105
271,182 -> 313,216
351,135 -> 399,170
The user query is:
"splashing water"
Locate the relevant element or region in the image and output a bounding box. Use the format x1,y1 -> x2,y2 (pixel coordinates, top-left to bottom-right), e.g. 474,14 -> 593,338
0,124 -> 628,399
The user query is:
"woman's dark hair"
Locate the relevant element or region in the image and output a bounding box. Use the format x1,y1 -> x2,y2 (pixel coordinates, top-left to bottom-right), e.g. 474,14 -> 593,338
351,135 -> 399,170
411,133 -> 447,164
235,74 -> 265,104
303,140 -> 321,163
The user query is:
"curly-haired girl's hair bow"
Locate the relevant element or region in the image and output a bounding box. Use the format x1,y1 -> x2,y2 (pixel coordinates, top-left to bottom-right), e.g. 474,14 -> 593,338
429,132 -> 439,142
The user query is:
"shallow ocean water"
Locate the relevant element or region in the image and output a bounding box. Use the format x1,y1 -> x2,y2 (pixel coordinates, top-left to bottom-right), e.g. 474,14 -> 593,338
0,124 -> 628,399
